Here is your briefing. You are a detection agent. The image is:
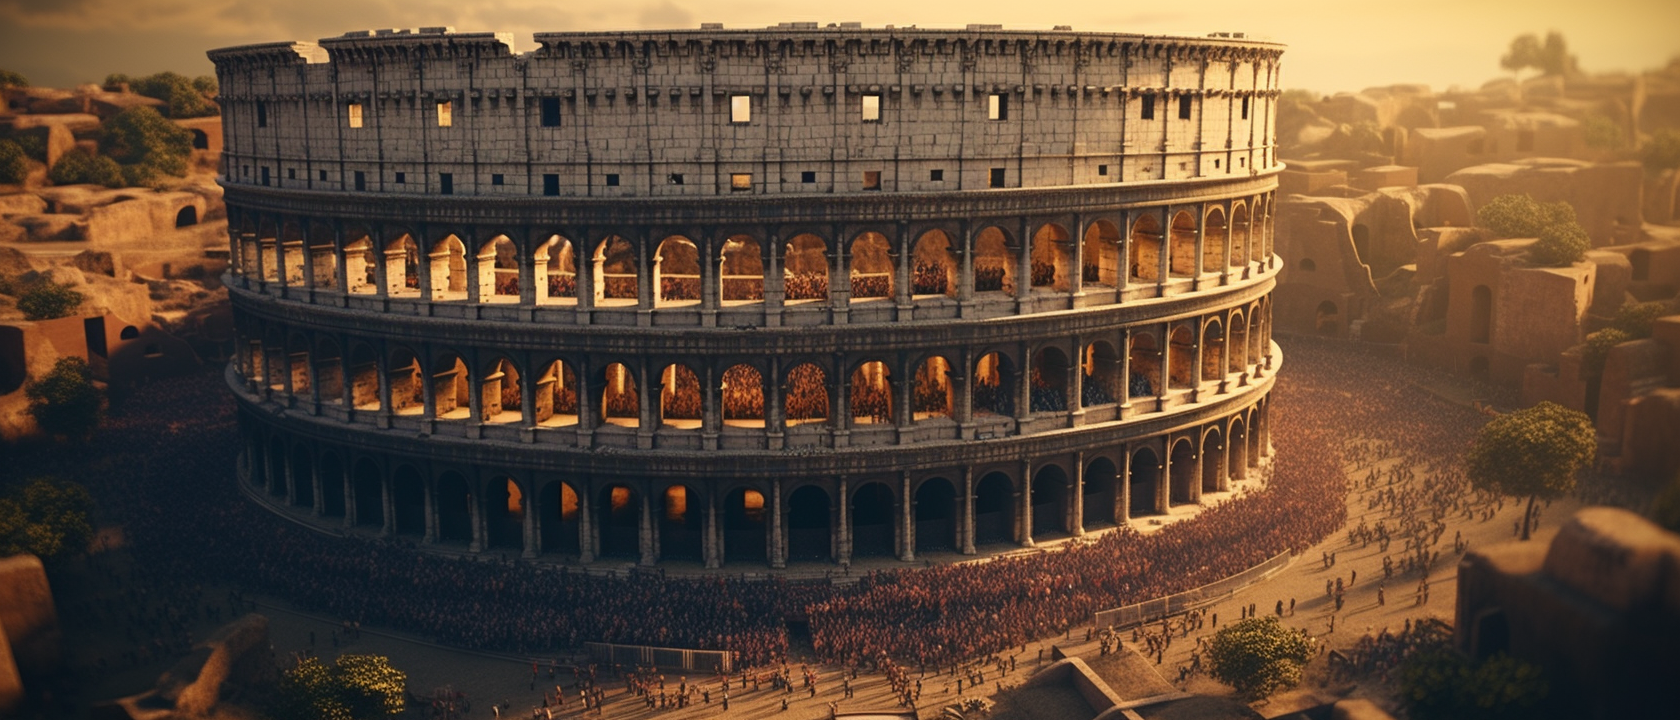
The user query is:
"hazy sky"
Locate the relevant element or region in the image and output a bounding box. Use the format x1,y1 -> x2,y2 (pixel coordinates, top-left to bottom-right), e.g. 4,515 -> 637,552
1,0 -> 1676,94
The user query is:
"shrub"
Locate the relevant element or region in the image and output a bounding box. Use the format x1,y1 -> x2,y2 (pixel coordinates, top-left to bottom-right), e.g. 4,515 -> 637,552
1530,222 -> 1591,266
1581,328 -> 1631,378
49,148 -> 124,188
0,69 -> 26,89
1610,300 -> 1674,338
1400,648 -> 1548,720
101,106 -> 191,178
1644,129 -> 1680,173
0,477 -> 94,562
1476,194 -> 1575,239
25,357 -> 103,441
17,279 -> 84,320
124,71 -> 219,118
1582,115 -> 1625,151
1206,616 -> 1316,700
0,139 -> 27,184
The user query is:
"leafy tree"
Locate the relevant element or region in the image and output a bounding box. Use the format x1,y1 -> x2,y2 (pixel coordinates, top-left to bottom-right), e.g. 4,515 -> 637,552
101,106 -> 192,182
1475,194 -> 1575,239
191,75 -> 218,95
1205,616 -> 1316,700
126,71 -> 219,119
48,148 -> 124,188
272,655 -> 406,720
1610,300 -> 1674,338
1580,327 -> 1632,379
1466,401 -> 1595,540
0,477 -> 95,562
0,139 -> 27,184
1500,32 -> 1577,77
1644,129 -> 1680,173
17,279 -> 84,320
1530,222 -> 1591,267
0,69 -> 25,89
1581,115 -> 1625,151
25,357 -> 103,441
1400,647 -> 1548,720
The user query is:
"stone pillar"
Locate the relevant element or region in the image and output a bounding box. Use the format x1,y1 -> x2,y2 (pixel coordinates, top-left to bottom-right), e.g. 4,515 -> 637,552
894,352 -> 913,434
766,357 -> 785,450
899,471 -> 915,562
578,479 -> 596,563
466,354 -> 485,432
770,477 -> 786,569
830,241 -> 850,324
701,362 -> 720,449
341,463 -> 355,529
956,224 -> 975,315
833,355 -> 852,442
282,448 -> 296,506
1069,215 -> 1085,302
575,359 -> 594,446
1015,218 -> 1032,313
700,233 -> 719,327
380,475 -> 395,537
960,467 -> 976,555
1016,343 -> 1033,424
522,486 -> 538,559
893,222 -> 912,316
836,476 -> 852,566
1193,206 -> 1206,289
1068,337 -> 1084,425
765,232 -> 784,326
1018,458 -> 1034,547
953,348 -> 974,437
422,477 -> 437,544
520,356 -> 538,432
1156,207 -> 1170,293
1118,328 -> 1133,411
636,364 -> 655,448
1071,451 -> 1086,537
310,457 -> 324,517
576,230 -> 595,321
465,233 -> 484,304
1221,200 -> 1235,284
519,230 -> 538,306
638,485 -> 656,565
635,232 -> 654,326
704,488 -> 721,569
1189,322 -> 1203,401
1157,442 -> 1171,515
1157,322 -> 1171,412
468,488 -> 484,553
1117,447 -> 1130,524
1191,442 -> 1205,504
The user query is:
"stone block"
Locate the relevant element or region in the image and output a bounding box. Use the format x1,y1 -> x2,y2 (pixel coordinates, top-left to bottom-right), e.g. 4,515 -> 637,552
154,613 -> 275,717
1541,507 -> 1680,614
0,555 -> 60,676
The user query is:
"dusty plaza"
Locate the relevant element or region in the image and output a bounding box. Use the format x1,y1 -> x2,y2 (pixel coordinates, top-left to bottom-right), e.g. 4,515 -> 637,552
3,7 -> 1680,720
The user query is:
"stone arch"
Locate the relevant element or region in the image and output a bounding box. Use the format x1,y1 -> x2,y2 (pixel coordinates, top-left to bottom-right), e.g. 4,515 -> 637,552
1316,300 -> 1340,336
348,343 -> 380,411
352,457 -> 383,528
254,218 -> 279,281
654,235 -> 701,306
534,234 -> 578,304
787,485 -> 831,561
538,480 -> 582,556
594,235 -> 638,305
600,362 -> 639,427
1228,416 -> 1249,481
850,481 -> 897,557
307,224 -> 336,289
428,234 -> 468,301
911,355 -> 953,420
658,484 -> 703,562
435,471 -> 472,544
597,483 -> 641,558
973,471 -> 1015,545
391,465 -> 426,537
1031,464 -> 1071,538
1228,311 -> 1248,374
480,356 -> 522,424
1129,213 -> 1162,283
973,226 -> 1017,295
319,452 -> 345,517
1471,285 -> 1492,344
658,363 -> 703,428
535,359 -> 580,426
1083,456 -> 1118,528
1169,438 -> 1196,505
1030,222 -> 1072,292
911,229 -> 957,297
314,337 -> 343,404
1231,202 -> 1250,267
431,353 -> 469,420
279,222 -> 306,285
386,347 -> 424,415
1168,211 -> 1197,277
1082,219 -> 1121,288
719,234 -> 764,303
973,351 -> 1016,416
1298,257 -> 1316,272
1202,206 -> 1227,273
721,363 -> 765,427
189,129 -> 209,150
1352,223 -> 1371,265
477,235 -> 520,302
289,443 -> 314,509
285,334 -> 311,397
784,362 -> 829,426
384,232 -> 421,297
1202,426 -> 1225,492
914,476 -> 958,552
1129,446 -> 1160,515
723,486 -> 767,564
483,475 -> 528,551
850,360 -> 893,425
850,231 -> 894,300
343,228 -> 377,295
783,233 -> 829,302
1168,325 -> 1194,389
1082,340 -> 1118,406
1129,331 -> 1161,399
1202,317 -> 1225,382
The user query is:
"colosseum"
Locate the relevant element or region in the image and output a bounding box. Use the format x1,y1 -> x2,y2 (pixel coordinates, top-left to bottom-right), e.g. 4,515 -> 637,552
211,24 -> 1284,569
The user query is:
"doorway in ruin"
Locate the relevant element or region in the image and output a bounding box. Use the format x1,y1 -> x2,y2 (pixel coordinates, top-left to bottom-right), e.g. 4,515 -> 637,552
973,472 -> 1014,545
850,482 -> 896,557
723,487 -> 767,564
1129,448 -> 1160,516
659,485 -> 702,562
1083,457 -> 1118,529
1031,464 -> 1070,539
597,484 -> 641,558
787,486 -> 831,562
914,477 -> 957,552
538,481 -> 581,556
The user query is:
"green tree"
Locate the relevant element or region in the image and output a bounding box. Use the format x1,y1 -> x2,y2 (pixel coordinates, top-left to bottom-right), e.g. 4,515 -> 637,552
1580,327 -> 1632,379
1500,32 -> 1577,77
1644,129 -> 1680,173
272,655 -> 406,720
1475,194 -> 1575,239
0,69 -> 26,89
48,148 -> 125,188
1610,300 -> 1674,338
127,71 -> 219,119
1205,616 -> 1316,700
17,279 -> 84,320
0,477 -> 95,562
25,357 -> 103,441
1581,115 -> 1626,151
101,106 -> 192,183
1466,401 -> 1595,540
191,75 -> 218,95
1400,647 -> 1548,720
0,139 -> 27,184
1530,222 -> 1591,266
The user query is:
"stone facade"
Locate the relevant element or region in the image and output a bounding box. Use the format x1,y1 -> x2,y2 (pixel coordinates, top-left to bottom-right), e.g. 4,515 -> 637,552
213,26 -> 1284,568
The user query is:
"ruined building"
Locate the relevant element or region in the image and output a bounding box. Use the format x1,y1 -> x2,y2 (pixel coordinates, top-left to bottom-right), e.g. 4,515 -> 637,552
211,25 -> 1283,567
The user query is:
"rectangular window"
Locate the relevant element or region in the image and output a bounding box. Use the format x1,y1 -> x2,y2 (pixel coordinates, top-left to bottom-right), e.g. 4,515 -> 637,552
286,168 -> 296,180
354,171 -> 365,191
348,103 -> 363,128
543,174 -> 560,196
988,93 -> 1007,120
395,172 -> 406,184
437,100 -> 453,127
241,165 -> 249,176
731,173 -> 752,191
989,167 -> 1005,188
862,95 -> 881,122
605,174 -> 620,187
1141,95 -> 1155,120
491,174 -> 504,186
863,171 -> 881,191
1240,157 -> 1247,167
730,95 -> 751,123
260,166 -> 270,186
256,101 -> 267,127
1214,159 -> 1221,169
930,169 -> 944,181
318,170 -> 327,181
439,173 -> 453,195
1241,96 -> 1250,120
668,173 -> 684,185
1178,96 -> 1192,120
540,97 -> 561,127
1098,164 -> 1109,176
801,171 -> 816,184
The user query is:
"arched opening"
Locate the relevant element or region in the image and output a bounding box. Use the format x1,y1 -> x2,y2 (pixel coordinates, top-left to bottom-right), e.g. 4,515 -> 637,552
308,226 -> 336,289
1082,220 -> 1121,288
387,348 -> 422,415
352,459 -> 383,528
477,235 -> 520,302
719,235 -> 764,303
428,235 -> 468,301
1230,203 -> 1249,267
600,362 -> 639,428
1168,211 -> 1197,277
384,233 -> 421,298
1470,285 -> 1492,344
1202,207 -> 1227,273
534,235 -> 578,304
1316,300 -> 1341,336
1469,356 -> 1490,382
593,235 -> 638,305
435,472 -> 472,544
1472,609 -> 1511,661
1248,308 -> 1264,363
119,326 -> 139,340
431,355 -> 469,420
535,360 -> 579,427
344,231 -> 378,295
480,357 -> 522,424
659,364 -> 703,428
1031,465 -> 1070,539
392,466 -> 425,537
785,362 -> 829,426
914,477 -> 957,552
973,226 -> 1017,295
289,445 -> 314,509
487,476 -> 524,550
787,486 -> 831,562
1083,341 -> 1118,406
1228,313 -> 1248,374
654,235 -> 700,306
721,364 -> 765,427
911,230 -> 957,297
256,221 -> 278,282
658,485 -> 702,562
850,231 -> 894,300
597,484 -> 641,558
1202,319 -> 1225,383
1298,258 -> 1316,272
723,487 -> 767,564
189,129 -> 208,150
912,356 -> 953,420
973,352 -> 1016,416
973,472 -> 1015,545
319,453 -> 345,517
783,234 -> 829,302
1030,346 -> 1069,413
175,206 -> 198,228
267,438 -> 286,496
538,481 -> 581,556
286,336 -> 310,397
315,338 -> 343,405
1229,418 -> 1249,481
1168,326 -> 1194,389
1129,213 -> 1163,283
850,482 -> 896,557
1351,224 -> 1370,265
1129,332 -> 1160,399
279,224 -> 306,285
1169,439 -> 1196,505
1030,223 -> 1072,292
850,361 -> 893,425
1083,457 -> 1118,528
1129,448 -> 1160,516
1201,429 -> 1225,492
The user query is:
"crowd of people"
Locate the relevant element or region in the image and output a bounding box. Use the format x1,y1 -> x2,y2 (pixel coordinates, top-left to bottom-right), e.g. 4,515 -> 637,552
783,271 -> 828,301
911,262 -> 950,296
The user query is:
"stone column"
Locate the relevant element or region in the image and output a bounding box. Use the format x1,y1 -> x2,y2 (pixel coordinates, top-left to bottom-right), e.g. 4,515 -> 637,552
836,476 -> 852,566
1193,206 -> 1206,290
1068,337 -> 1084,425
635,231 -> 654,326
830,241 -> 850,325
1189,321 -> 1203,402
519,229 -> 538,307
1191,442 -> 1205,504
522,486 -> 538,559
1018,458 -> 1034,547
770,477 -> 786,569
1070,214 -> 1085,302
310,458 -> 324,517
961,467 -> 976,555
468,488 -> 484,552
341,463 -> 356,529
700,232 -> 719,327
638,485 -> 656,565
701,362 -> 720,449
899,471 -> 915,562
1016,343 -> 1033,424
576,230 -> 595,321
1117,447 -> 1130,524
575,358 -> 594,446
578,479 -> 596,563
1156,207 -> 1170,293
1157,322 -> 1171,412
1221,200 -> 1235,285
282,447 -> 296,506
520,355 -> 538,434
893,222 -> 912,317
465,232 -> 484,304
1016,217 -> 1032,313
957,223 -> 975,316
765,232 -> 784,326
766,357 -> 785,450
333,228 -> 350,297
380,474 -> 395,536
895,352 -> 913,435
1118,328 -> 1133,412
1156,442 -> 1171,515
423,477 -> 437,544
704,488 -> 721,569
637,364 -> 656,449
833,355 -> 851,444
953,348 -> 974,438
377,351 -> 395,428
1071,451 -> 1086,537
